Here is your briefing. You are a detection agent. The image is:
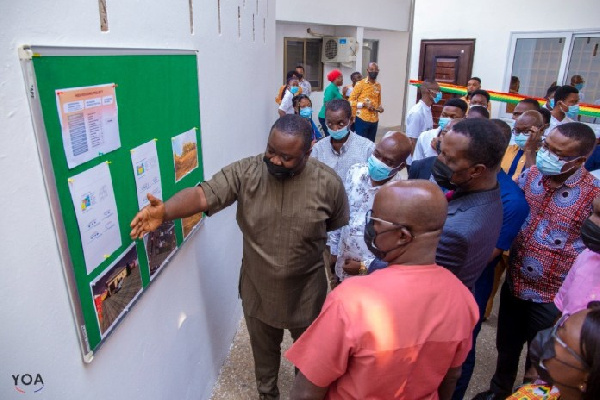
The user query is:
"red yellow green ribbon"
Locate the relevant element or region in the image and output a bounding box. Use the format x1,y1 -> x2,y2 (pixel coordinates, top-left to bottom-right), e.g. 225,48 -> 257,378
410,80 -> 600,118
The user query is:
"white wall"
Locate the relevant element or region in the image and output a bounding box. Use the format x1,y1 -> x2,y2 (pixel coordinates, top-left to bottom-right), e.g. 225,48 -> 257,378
408,0 -> 600,118
276,0 -> 411,31
276,23 -> 409,129
0,0 -> 276,399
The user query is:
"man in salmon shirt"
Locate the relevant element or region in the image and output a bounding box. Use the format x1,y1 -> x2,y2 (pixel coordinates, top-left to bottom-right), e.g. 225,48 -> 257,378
286,180 -> 478,400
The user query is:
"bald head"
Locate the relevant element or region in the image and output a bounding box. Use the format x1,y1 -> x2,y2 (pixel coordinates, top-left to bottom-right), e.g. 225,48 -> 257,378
518,110 -> 544,128
378,131 -> 412,166
374,180 -> 448,234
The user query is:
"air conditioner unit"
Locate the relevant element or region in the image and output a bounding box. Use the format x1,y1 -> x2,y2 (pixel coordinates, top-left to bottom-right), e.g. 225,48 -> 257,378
322,37 -> 357,63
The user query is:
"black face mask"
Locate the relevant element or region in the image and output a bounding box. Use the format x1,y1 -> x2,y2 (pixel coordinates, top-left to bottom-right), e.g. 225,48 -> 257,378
529,327 -> 556,385
263,156 -> 297,179
363,218 -> 406,260
368,71 -> 379,80
297,73 -> 303,80
581,217 -> 600,253
431,158 -> 457,190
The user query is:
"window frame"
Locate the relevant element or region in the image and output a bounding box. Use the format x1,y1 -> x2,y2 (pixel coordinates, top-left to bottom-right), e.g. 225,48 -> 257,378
501,30 -> 600,117
283,37 -> 324,91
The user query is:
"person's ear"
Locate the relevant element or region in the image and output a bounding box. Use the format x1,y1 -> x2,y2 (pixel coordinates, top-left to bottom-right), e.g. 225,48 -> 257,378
470,163 -> 487,179
394,227 -> 413,246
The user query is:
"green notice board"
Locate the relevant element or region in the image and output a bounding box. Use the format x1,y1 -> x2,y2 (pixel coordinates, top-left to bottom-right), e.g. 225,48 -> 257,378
20,47 -> 204,361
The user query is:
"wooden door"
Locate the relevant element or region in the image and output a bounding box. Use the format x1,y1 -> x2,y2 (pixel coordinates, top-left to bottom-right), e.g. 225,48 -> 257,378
418,39 -> 475,126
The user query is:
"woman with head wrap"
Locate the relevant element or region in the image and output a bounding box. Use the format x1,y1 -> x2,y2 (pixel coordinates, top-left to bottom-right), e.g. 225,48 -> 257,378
318,69 -> 344,135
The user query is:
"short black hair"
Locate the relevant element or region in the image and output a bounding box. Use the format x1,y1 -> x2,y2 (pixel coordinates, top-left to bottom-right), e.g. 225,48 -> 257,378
490,119 -> 512,149
286,70 -> 300,81
452,118 -> 506,169
469,77 -> 481,83
468,105 -> 490,119
325,99 -> 352,120
295,65 -> 304,71
554,85 -> 579,104
292,94 -> 311,110
554,122 -> 597,157
350,71 -> 362,80
519,98 -> 542,111
545,85 -> 558,99
471,89 -> 490,102
270,114 -> 313,152
444,98 -> 468,114
539,107 -> 551,125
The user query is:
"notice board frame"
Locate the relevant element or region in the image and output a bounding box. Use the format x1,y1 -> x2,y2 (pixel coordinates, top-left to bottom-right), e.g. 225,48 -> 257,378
19,45 -> 204,362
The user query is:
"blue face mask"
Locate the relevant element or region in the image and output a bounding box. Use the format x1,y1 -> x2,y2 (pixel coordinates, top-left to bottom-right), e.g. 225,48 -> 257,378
299,107 -> 312,119
565,104 -> 580,119
289,86 -> 299,94
549,99 -> 555,109
575,83 -> 584,91
368,155 -> 397,182
514,134 -> 529,150
536,148 -> 567,176
438,117 -> 451,131
433,91 -> 442,104
328,124 -> 350,140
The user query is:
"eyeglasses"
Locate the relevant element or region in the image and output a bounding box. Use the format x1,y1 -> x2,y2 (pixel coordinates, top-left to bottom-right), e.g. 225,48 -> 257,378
511,128 -> 534,136
541,141 -> 581,162
364,210 -> 412,237
540,314 -> 589,372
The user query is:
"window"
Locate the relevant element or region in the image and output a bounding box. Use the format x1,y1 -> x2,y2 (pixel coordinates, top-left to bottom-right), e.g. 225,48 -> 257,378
504,31 -> 600,124
284,38 -> 323,90
361,39 -> 379,77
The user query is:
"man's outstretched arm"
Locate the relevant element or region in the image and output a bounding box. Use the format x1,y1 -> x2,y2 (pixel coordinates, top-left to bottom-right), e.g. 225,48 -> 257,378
130,187 -> 207,239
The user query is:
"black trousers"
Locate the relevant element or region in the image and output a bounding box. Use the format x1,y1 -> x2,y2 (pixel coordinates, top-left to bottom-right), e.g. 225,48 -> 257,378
245,314 -> 308,400
489,282 -> 559,396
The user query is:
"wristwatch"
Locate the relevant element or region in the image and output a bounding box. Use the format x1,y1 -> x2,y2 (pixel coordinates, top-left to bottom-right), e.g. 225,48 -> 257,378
359,261 -> 368,275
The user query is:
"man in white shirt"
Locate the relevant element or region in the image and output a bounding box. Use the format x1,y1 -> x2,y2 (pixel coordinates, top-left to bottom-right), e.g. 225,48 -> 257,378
405,80 -> 441,161
544,85 -> 580,136
295,65 -> 312,97
329,132 -> 412,281
413,98 -> 468,162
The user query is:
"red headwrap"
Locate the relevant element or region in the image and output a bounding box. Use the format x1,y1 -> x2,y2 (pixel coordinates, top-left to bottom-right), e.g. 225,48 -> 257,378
327,69 -> 342,82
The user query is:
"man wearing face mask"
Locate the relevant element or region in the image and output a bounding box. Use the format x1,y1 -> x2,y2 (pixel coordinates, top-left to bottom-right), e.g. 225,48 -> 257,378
554,196 -> 600,317
295,65 -> 311,97
413,98 -> 468,162
349,62 -> 383,142
405,80 -> 441,158
501,110 -> 545,179
311,99 -> 374,182
431,119 -> 505,290
328,132 -> 412,282
286,180 -> 478,400
475,122 -> 599,400
544,85 -> 580,136
130,115 -> 349,400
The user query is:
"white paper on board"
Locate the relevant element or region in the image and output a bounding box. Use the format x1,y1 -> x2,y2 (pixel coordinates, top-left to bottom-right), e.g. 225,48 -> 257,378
68,162 -> 122,274
56,84 -> 121,169
130,140 -> 162,209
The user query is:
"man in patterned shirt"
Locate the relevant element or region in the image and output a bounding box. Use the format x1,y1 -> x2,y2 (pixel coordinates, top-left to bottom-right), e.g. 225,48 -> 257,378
349,62 -> 383,142
476,122 -> 599,400
329,131 -> 412,281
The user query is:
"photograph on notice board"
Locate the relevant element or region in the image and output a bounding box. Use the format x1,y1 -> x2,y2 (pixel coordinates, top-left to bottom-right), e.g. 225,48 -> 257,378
90,244 -> 142,337
130,139 -> 162,209
143,221 -> 177,278
68,162 -> 121,274
182,212 -> 204,239
172,128 -> 198,182
55,83 -> 121,169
